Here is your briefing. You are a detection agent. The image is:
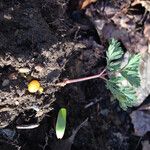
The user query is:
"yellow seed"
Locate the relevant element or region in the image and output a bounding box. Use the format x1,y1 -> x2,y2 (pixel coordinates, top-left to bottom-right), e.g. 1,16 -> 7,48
28,80 -> 41,93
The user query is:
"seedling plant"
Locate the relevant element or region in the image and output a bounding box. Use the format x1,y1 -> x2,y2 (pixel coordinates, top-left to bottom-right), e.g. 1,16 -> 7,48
56,39 -> 141,139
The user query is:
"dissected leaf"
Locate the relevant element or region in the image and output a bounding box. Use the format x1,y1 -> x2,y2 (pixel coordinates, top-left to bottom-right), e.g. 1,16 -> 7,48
56,108 -> 67,139
121,54 -> 141,87
80,0 -> 97,10
107,61 -> 122,71
106,39 -> 141,110
106,39 -> 124,64
106,80 -> 137,110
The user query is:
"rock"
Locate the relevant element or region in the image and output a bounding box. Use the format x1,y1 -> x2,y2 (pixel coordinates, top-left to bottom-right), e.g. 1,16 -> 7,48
4,14 -> 12,20
35,64 -> 44,72
18,68 -> 30,73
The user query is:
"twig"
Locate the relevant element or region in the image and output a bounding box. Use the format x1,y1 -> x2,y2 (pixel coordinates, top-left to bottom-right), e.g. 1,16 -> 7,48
43,133 -> 49,150
84,98 -> 102,109
135,136 -> 143,150
0,139 -> 21,150
69,118 -> 89,143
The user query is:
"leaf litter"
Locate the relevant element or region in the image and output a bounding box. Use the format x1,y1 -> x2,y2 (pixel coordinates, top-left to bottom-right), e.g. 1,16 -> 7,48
85,0 -> 150,140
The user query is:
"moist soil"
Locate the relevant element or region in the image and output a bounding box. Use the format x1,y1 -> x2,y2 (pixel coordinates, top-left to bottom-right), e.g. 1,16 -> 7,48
0,0 -> 149,150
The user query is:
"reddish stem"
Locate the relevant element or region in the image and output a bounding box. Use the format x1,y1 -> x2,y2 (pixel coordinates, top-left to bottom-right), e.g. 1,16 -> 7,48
56,68 -> 107,87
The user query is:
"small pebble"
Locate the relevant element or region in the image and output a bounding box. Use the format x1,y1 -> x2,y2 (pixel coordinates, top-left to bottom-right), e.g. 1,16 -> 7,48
15,101 -> 19,105
29,106 -> 40,112
4,14 -> 12,20
2,79 -> 10,87
36,111 -> 44,117
18,68 -> 30,73
35,65 -> 44,72
100,109 -> 109,116
8,72 -> 18,80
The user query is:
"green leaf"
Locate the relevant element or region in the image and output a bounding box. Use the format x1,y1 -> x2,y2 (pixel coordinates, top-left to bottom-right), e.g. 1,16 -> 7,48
106,39 -> 124,72
106,38 -> 124,64
107,61 -> 122,71
56,108 -> 67,139
106,80 -> 137,110
121,54 -> 141,87
106,39 -> 141,110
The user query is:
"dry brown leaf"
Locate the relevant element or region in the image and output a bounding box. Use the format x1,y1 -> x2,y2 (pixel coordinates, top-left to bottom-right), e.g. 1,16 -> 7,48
144,23 -> 150,41
132,0 -> 150,11
80,0 -> 97,10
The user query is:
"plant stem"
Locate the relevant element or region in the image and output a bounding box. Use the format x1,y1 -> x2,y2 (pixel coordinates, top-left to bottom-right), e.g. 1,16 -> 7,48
56,68 -> 107,87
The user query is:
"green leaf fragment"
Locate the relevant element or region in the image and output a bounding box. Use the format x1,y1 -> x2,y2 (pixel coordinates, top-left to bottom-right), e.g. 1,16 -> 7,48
106,80 -> 137,110
106,39 -> 124,72
56,108 -> 67,139
121,54 -> 141,87
107,61 -> 122,71
106,38 -> 124,64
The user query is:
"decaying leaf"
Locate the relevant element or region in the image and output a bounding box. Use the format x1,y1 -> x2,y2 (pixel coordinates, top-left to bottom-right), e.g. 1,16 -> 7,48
0,129 -> 16,140
80,0 -> 97,10
101,22 -> 147,53
87,1 -> 148,54
144,23 -> 150,41
142,141 -> 150,150
132,0 -> 150,11
136,52 -> 150,106
144,22 -> 150,53
130,109 -> 150,136
139,103 -> 150,111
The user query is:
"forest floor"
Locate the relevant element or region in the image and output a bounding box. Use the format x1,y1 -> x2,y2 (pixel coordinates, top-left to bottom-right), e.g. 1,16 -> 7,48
0,0 -> 149,150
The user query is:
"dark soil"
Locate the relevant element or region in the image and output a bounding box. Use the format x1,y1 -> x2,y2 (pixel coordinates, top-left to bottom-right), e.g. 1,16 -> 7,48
0,0 -> 149,150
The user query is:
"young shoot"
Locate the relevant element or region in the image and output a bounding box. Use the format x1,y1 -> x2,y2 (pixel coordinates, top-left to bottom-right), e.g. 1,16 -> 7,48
56,39 -> 141,110
56,108 -> 67,139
